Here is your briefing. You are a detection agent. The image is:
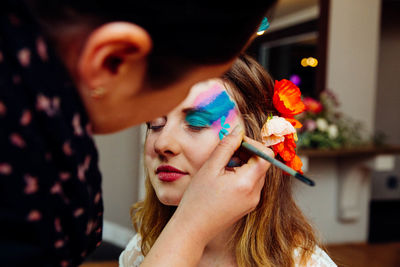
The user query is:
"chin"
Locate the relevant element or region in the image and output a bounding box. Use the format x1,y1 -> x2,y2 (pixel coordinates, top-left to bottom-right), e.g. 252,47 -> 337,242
157,193 -> 182,206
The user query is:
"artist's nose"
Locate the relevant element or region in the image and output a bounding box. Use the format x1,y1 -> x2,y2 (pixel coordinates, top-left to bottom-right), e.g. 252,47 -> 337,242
154,125 -> 181,159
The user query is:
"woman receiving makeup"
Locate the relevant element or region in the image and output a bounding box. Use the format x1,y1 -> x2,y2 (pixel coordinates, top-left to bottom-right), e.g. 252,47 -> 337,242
121,54 -> 337,267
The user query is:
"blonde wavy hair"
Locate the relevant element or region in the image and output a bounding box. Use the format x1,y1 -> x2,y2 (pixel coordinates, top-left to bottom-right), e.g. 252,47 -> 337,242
132,54 -> 319,266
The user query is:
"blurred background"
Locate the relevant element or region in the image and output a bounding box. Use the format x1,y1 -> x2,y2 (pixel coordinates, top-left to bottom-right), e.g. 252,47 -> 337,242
83,0 -> 400,266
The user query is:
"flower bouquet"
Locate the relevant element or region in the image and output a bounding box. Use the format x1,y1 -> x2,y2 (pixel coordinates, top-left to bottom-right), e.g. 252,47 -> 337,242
297,90 -> 368,149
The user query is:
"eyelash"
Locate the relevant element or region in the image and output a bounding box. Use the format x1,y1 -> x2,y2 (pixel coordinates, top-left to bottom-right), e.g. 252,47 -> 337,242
148,124 -> 164,131
187,124 -> 208,131
147,122 -> 208,132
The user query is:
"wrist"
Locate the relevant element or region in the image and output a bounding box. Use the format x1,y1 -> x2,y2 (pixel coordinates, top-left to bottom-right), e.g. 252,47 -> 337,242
141,206 -> 207,267
169,205 -> 210,249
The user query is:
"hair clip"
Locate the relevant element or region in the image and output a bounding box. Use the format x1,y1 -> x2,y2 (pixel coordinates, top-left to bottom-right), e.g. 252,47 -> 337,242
257,17 -> 270,35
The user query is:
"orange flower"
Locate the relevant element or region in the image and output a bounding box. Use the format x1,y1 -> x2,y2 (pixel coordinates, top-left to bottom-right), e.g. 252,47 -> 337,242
285,118 -> 303,129
273,79 -> 306,117
272,133 -> 296,162
272,133 -> 303,173
287,155 -> 303,174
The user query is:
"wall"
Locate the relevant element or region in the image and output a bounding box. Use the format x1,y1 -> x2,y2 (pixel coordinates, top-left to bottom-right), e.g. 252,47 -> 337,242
94,126 -> 142,246
326,0 -> 381,135
293,158 -> 371,243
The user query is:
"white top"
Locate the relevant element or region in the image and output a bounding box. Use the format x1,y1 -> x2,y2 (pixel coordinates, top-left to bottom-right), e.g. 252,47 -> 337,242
119,234 -> 337,267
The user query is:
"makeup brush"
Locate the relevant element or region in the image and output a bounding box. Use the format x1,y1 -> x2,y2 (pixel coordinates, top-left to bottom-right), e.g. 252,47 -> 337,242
230,141 -> 315,187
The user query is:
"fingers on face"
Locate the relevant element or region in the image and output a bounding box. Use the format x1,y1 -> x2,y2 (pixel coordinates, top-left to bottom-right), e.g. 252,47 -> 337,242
206,128 -> 244,171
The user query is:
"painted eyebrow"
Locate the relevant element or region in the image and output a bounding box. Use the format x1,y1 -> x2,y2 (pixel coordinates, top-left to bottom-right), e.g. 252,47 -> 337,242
182,107 -> 211,115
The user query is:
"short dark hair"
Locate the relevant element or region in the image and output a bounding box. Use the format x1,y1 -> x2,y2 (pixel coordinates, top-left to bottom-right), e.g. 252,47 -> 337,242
27,0 -> 277,87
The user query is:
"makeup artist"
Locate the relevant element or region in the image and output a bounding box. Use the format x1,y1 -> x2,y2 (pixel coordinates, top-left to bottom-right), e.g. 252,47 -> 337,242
0,0 -> 277,266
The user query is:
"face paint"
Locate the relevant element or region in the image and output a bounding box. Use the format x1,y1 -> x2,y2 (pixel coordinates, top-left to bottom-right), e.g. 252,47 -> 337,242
185,82 -> 238,139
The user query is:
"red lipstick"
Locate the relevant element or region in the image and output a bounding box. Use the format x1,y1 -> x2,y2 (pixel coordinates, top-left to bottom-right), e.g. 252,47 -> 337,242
156,165 -> 188,182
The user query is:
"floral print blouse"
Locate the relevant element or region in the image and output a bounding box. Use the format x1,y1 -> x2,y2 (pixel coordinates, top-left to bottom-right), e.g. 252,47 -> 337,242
0,1 -> 102,266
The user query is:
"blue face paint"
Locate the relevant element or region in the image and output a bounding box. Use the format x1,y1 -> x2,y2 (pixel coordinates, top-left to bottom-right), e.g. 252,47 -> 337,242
219,116 -> 231,140
185,110 -> 213,127
185,90 -> 236,129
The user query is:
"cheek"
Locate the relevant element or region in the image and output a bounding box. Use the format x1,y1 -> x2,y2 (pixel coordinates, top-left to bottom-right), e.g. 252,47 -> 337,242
184,112 -> 244,172
185,132 -> 220,172
144,136 -> 158,165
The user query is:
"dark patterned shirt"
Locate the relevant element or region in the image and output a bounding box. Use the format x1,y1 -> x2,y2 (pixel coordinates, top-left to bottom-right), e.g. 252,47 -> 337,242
0,2 -> 103,266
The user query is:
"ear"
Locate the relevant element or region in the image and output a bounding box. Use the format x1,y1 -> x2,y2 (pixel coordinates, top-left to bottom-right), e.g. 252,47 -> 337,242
77,22 -> 152,95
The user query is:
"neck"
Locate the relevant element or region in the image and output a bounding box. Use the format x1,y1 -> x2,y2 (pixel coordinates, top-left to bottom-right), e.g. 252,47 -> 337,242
202,223 -> 236,265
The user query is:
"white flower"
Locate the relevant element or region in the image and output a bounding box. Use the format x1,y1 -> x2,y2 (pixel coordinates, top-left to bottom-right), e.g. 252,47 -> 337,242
316,118 -> 328,132
261,116 -> 296,146
328,124 -> 339,139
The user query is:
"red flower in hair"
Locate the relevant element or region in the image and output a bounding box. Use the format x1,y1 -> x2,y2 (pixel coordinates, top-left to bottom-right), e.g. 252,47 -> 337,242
273,79 -> 306,116
287,154 -> 303,174
272,133 -> 303,174
273,79 -> 305,128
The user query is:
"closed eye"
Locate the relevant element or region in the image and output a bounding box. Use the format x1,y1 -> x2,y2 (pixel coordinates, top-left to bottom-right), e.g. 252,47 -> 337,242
187,124 -> 208,131
185,108 -> 212,124
147,117 -> 166,131
149,124 -> 164,131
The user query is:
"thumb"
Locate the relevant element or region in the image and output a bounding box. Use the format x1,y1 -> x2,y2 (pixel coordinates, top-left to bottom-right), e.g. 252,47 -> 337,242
207,125 -> 244,170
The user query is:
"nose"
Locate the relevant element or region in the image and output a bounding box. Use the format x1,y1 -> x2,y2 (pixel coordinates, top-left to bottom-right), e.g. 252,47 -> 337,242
153,125 -> 181,159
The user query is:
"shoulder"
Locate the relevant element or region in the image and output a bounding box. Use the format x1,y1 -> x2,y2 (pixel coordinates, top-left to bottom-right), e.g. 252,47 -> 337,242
293,246 -> 337,267
119,233 -> 144,267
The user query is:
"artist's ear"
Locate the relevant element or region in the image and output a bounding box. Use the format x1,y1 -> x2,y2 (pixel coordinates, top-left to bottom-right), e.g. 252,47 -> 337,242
77,22 -> 152,94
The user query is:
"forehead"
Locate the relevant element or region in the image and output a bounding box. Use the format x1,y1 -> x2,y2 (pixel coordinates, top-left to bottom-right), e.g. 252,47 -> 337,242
177,78 -> 234,109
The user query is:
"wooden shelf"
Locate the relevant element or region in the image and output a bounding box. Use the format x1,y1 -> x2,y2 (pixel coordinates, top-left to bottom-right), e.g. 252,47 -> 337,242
298,145 -> 400,158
